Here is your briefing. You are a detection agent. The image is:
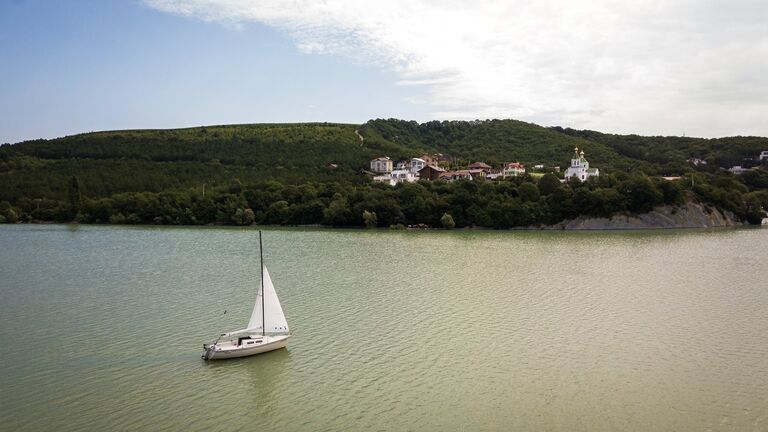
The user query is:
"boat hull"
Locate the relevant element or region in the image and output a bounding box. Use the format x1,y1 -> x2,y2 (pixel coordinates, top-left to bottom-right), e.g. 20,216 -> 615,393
203,335 -> 290,360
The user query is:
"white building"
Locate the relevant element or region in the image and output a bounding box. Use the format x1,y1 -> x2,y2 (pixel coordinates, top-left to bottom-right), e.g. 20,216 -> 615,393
502,162 -> 526,177
395,158 -> 427,173
760,151 -> 768,161
409,158 -> 426,173
370,157 -> 393,173
728,166 -> 749,174
373,169 -> 419,186
564,147 -> 599,182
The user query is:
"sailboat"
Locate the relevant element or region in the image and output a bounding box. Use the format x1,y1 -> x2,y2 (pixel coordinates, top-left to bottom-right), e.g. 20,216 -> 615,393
202,231 -> 291,360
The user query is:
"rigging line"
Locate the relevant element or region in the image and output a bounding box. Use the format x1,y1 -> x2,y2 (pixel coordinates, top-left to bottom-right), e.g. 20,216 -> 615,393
260,230 -> 265,337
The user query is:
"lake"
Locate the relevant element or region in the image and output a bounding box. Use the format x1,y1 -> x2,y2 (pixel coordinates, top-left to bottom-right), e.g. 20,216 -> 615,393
0,225 -> 767,431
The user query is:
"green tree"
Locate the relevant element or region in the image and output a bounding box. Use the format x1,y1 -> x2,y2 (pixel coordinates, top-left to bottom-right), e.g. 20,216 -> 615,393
518,182 -> 541,202
441,212 -> 456,229
537,173 -> 562,196
263,201 -> 291,225
67,176 -> 82,219
232,208 -> 256,225
7,208 -> 19,223
363,210 -> 378,228
620,175 -> 663,213
323,194 -> 352,226
110,213 -> 127,224
743,195 -> 766,225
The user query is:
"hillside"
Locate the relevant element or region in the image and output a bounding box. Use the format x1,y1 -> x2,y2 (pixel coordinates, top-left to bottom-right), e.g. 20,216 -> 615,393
0,119 -> 644,203
550,127 -> 768,174
0,123 -> 390,202
360,119 -> 650,172
1,119 -> 767,227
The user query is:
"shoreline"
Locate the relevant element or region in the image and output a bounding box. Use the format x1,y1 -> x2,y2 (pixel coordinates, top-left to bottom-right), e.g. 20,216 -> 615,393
5,201 -> 748,231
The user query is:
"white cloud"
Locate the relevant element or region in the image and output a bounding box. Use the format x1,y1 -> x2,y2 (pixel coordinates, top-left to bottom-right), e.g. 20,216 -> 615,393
144,0 -> 768,137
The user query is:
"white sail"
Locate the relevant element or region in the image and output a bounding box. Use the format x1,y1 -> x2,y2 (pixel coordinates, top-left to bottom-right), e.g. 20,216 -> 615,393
247,266 -> 290,334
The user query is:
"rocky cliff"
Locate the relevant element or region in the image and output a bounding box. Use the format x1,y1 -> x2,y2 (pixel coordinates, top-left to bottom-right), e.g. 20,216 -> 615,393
546,201 -> 742,230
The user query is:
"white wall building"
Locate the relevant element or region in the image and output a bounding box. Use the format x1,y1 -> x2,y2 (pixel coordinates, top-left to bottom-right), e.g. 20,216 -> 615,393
760,151 -> 768,161
409,158 -> 426,173
502,162 -> 526,177
370,157 -> 393,173
564,147 -> 599,182
374,169 -> 419,186
728,166 -> 749,174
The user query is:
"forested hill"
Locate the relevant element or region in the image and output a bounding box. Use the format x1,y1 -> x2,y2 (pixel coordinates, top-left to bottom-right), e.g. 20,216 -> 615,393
1,119 -> 767,227
550,126 -> 768,173
360,119 -> 645,172
0,119 -> 634,202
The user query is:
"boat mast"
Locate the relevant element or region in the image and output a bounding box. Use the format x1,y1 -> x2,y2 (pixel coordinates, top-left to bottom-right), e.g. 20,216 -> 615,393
259,230 -> 265,337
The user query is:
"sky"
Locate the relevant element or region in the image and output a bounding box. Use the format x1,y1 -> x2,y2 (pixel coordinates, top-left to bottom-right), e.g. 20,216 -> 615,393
1,0 -> 767,144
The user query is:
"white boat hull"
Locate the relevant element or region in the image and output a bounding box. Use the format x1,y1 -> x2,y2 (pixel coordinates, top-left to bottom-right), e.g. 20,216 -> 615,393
203,335 -> 290,360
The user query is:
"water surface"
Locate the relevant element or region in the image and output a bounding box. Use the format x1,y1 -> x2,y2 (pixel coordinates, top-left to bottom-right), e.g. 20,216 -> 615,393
0,225 -> 766,431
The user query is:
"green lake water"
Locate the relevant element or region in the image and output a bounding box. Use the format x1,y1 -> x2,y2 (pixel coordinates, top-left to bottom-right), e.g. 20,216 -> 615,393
0,225 -> 767,431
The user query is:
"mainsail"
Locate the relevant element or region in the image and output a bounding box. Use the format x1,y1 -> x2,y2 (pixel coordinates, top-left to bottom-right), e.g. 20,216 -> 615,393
247,266 -> 289,334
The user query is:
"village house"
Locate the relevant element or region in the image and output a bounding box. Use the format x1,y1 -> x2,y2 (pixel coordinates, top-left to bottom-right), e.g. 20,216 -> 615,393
760,151 -> 768,161
439,170 -> 474,181
410,158 -> 426,173
467,169 -> 487,179
502,162 -> 526,177
374,169 -> 419,186
419,154 -> 438,166
395,157 -> 427,174
370,156 -> 393,173
728,166 -> 749,175
468,161 -> 492,170
486,170 -> 504,180
564,147 -> 599,182
418,165 -> 446,180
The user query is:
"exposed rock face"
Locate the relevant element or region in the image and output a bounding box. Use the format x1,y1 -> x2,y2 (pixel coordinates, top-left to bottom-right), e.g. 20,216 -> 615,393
547,201 -> 742,230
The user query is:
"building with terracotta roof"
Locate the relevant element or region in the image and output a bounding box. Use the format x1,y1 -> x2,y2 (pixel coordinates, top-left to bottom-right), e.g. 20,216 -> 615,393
439,170 -> 474,181
502,162 -> 526,177
468,161 -> 492,170
418,165 -> 446,180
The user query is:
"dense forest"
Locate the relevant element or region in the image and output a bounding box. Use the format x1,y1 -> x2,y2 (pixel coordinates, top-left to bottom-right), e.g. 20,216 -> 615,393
1,119 -> 767,227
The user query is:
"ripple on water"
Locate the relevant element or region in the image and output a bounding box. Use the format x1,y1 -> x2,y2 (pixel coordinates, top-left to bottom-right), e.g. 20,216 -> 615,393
0,226 -> 767,431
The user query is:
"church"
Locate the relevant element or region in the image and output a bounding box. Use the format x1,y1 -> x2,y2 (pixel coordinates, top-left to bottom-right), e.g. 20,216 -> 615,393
564,147 -> 599,182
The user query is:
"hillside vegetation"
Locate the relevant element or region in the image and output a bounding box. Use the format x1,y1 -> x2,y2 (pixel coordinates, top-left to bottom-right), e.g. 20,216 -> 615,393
1,119 -> 767,227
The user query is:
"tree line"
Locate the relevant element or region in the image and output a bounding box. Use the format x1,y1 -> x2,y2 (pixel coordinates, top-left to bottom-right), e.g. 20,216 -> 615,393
3,170 -> 766,227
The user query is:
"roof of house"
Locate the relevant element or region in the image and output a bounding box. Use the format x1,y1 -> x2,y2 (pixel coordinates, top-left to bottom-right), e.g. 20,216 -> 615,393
419,165 -> 446,172
505,162 -> 525,168
372,156 -> 391,161
440,170 -> 472,178
468,162 -> 492,169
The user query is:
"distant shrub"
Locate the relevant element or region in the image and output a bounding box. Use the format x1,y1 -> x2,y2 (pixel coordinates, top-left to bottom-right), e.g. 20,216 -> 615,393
110,213 -> 126,224
363,210 -> 378,228
441,213 -> 456,229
